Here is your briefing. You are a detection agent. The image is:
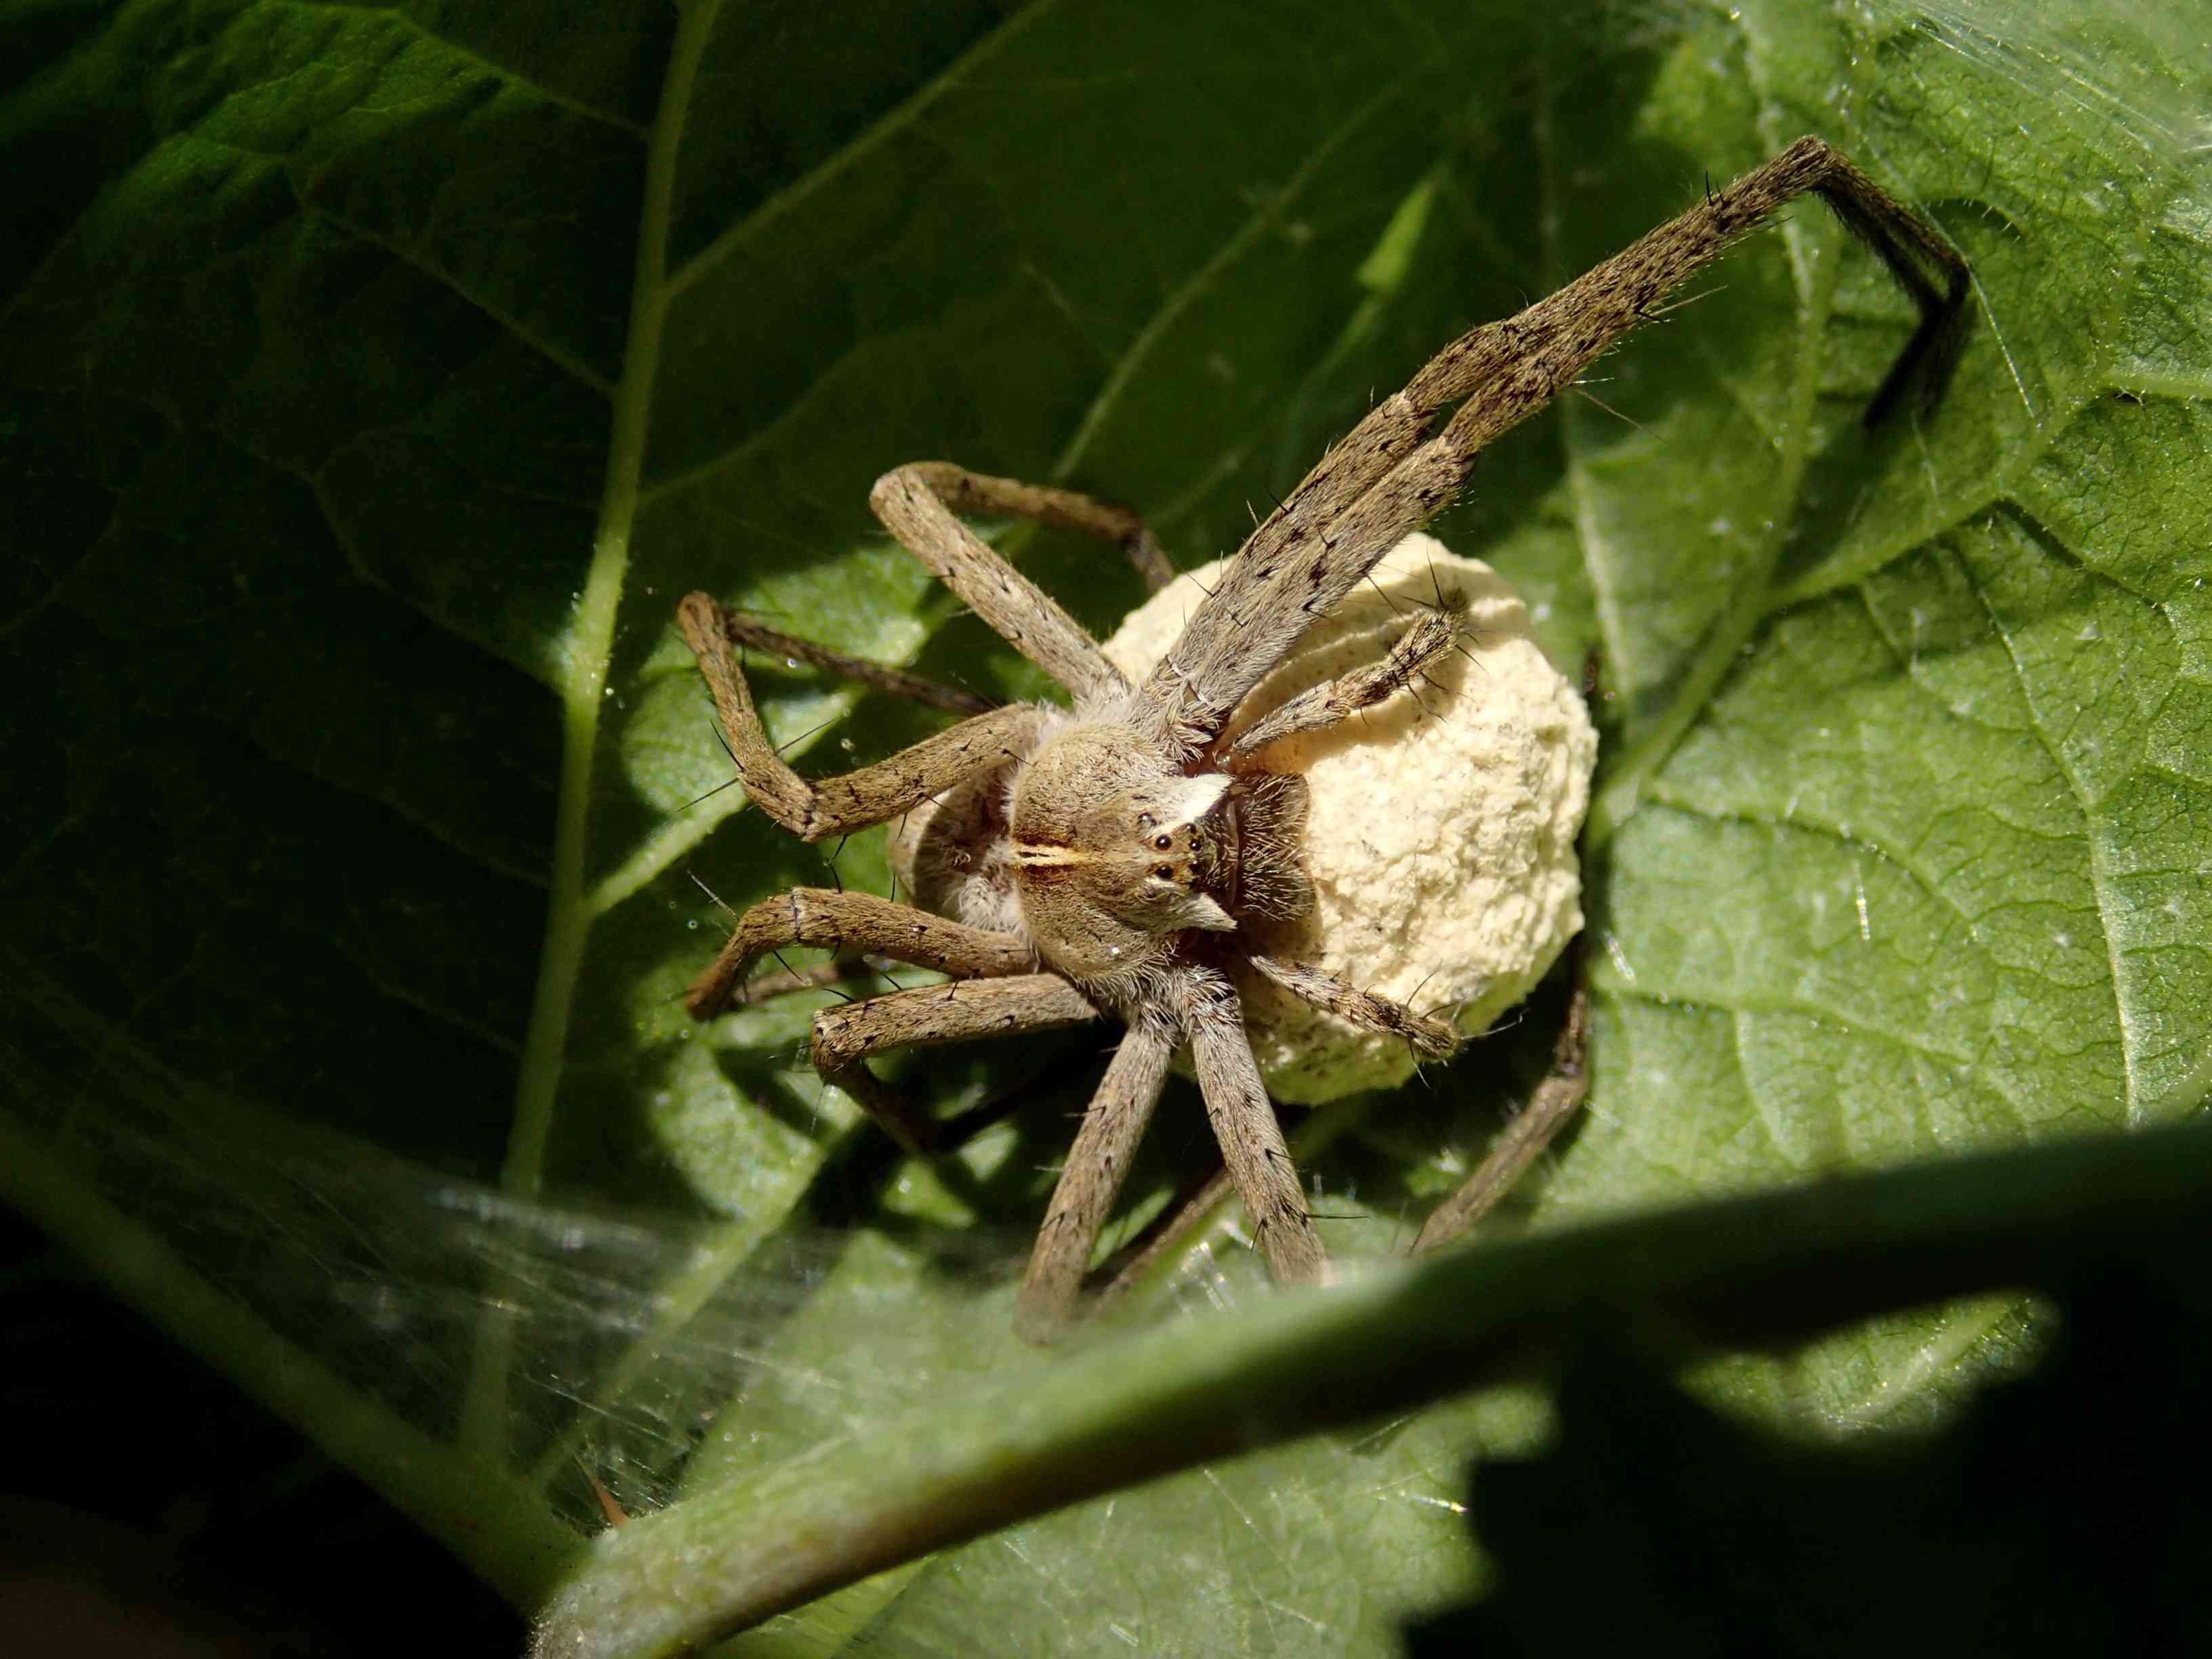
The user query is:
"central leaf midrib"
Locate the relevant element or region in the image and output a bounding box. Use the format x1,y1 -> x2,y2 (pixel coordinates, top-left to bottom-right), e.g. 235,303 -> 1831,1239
466,0 -> 726,1458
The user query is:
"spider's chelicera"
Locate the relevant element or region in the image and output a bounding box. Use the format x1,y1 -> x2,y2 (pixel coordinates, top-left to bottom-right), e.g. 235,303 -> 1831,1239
677,136 -> 1968,1340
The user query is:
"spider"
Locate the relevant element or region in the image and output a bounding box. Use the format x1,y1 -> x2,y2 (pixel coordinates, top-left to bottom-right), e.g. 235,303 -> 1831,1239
676,136 -> 1968,1340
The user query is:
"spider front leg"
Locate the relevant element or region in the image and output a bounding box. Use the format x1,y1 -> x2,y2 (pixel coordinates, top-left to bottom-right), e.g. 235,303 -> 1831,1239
868,463 -> 1167,706
687,888 -> 1036,1019
808,973 -> 1101,1155
1145,135 -> 1969,757
704,465 -> 1176,723
678,593 -> 1042,841
886,462 -> 1177,594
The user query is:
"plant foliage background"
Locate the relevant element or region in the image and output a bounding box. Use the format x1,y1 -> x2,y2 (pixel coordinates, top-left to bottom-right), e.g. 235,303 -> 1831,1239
2,0 -> 2207,1652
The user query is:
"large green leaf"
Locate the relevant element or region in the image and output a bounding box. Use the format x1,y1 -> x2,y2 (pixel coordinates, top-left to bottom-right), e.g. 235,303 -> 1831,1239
3,0 -> 2205,1652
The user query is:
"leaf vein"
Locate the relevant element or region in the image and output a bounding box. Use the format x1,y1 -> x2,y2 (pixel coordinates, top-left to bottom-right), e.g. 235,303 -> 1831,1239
280,0 -> 653,138
1048,80 -> 1408,483
1605,983 -> 2049,1127
304,204 -> 618,398
664,0 -> 1065,300
1963,563 -> 2143,1124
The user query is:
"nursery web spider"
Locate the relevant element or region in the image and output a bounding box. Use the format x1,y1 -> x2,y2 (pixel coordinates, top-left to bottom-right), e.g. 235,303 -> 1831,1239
678,136 -> 1968,1340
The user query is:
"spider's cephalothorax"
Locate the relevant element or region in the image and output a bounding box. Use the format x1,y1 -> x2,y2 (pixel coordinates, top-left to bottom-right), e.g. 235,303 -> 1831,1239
890,718 -> 1313,983
912,718 -> 1315,990
1011,728 -> 1246,980
677,136 -> 1969,1340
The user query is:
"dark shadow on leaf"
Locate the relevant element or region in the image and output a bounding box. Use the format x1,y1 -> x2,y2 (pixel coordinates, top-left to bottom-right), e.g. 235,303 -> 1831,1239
1405,1269 -> 2212,1658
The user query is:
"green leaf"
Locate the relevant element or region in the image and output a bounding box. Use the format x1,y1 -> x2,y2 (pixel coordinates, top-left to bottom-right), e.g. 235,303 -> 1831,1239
3,0 -> 2206,1653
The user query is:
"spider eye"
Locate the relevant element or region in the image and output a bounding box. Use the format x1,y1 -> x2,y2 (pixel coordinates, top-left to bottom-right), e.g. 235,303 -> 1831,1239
1152,834 -> 1173,851
1152,865 -> 1174,881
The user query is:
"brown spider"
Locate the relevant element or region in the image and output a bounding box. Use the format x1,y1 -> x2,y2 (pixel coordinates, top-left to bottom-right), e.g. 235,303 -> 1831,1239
676,136 -> 1968,1340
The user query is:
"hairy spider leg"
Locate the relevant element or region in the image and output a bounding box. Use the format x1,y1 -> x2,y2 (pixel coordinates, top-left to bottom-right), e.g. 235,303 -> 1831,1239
717,609 -> 998,716
1176,968 -> 1328,1286
686,887 -> 1036,1019
1246,955 -> 1460,1058
1145,136 -> 1969,759
808,974 -> 1101,1155
1412,974 -> 1591,1253
705,466 -> 1178,718
679,594 -> 1043,842
1015,1008 -> 1179,1339
677,464 -> 1185,841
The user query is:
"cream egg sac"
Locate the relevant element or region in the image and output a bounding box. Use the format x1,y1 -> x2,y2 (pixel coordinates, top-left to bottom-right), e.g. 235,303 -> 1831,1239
1102,535 -> 1597,1103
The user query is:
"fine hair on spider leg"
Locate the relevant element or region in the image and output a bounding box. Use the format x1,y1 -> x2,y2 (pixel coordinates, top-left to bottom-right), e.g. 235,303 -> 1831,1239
678,138 -> 1968,1340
